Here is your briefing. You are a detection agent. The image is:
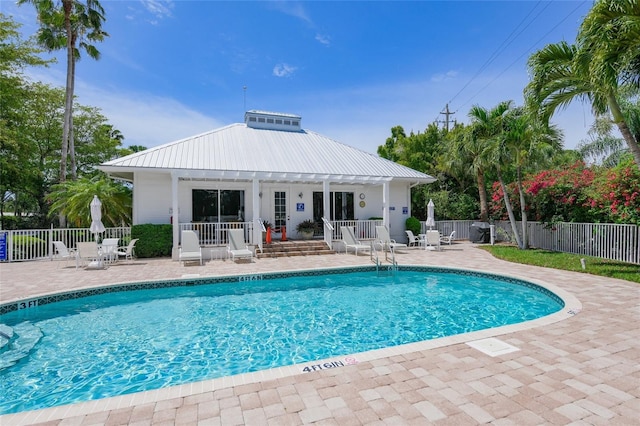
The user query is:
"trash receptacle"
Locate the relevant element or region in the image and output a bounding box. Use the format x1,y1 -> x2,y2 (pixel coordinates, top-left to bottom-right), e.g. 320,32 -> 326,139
470,222 -> 491,243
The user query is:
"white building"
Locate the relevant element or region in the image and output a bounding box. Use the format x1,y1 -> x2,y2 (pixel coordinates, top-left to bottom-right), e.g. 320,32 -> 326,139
99,110 -> 436,258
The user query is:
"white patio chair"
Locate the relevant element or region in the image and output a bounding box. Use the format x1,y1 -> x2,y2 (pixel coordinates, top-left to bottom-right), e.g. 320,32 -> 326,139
76,241 -> 104,269
52,241 -> 77,267
376,225 -> 407,252
116,238 -> 139,262
440,231 -> 456,245
227,229 -> 253,262
179,230 -> 203,265
341,226 -> 371,256
101,238 -> 119,264
404,230 -> 423,248
424,230 -> 441,251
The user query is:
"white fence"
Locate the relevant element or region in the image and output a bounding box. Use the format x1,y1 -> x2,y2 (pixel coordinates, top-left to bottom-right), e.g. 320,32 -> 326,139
2,220 -> 638,264
0,227 -> 131,262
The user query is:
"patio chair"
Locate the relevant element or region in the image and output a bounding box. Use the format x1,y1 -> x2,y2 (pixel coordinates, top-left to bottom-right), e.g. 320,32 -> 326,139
404,230 -> 423,248
440,230 -> 456,245
52,241 -> 77,267
101,238 -> 120,264
76,241 -> 105,269
179,230 -> 203,265
376,226 -> 407,252
341,226 -> 371,256
227,229 -> 254,262
424,230 -> 441,251
116,238 -> 139,262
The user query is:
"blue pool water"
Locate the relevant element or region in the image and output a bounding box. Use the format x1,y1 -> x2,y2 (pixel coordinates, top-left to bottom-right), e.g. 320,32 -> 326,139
0,268 -> 563,414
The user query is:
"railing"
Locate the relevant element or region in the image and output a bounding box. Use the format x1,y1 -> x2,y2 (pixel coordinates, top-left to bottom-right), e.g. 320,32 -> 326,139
329,220 -> 383,241
179,221 -> 256,246
1,226 -> 131,262
492,220 -> 640,264
321,217 -> 334,249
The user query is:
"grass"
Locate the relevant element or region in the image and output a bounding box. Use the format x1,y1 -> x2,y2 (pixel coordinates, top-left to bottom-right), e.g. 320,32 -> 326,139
480,244 -> 640,283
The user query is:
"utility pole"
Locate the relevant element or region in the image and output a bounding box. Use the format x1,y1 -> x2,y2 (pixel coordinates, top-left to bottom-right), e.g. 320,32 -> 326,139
438,103 -> 455,131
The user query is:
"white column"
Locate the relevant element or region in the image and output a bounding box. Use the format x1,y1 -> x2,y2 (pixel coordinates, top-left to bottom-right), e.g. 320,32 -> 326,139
252,178 -> 261,246
382,181 -> 390,228
323,180 -> 331,246
171,172 -> 179,260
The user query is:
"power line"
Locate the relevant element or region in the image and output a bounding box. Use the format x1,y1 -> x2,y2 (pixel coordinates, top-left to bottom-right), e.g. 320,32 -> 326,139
447,1 -> 547,107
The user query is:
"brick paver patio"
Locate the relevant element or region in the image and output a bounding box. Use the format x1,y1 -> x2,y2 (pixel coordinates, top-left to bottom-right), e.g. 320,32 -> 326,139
0,242 -> 638,425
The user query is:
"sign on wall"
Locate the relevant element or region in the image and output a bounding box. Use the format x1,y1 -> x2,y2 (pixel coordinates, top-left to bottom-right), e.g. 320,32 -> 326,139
296,203 -> 304,212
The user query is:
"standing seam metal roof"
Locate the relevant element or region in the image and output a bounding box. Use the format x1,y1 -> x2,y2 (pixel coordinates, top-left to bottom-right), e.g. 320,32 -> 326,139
100,124 -> 436,183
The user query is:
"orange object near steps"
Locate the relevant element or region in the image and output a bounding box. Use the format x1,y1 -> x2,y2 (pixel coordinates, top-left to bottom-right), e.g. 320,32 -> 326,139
281,226 -> 287,241
266,227 -> 272,244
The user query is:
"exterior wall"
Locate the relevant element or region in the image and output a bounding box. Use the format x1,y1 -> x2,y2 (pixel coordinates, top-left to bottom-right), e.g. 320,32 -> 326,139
133,172 -> 412,243
134,172 -> 172,225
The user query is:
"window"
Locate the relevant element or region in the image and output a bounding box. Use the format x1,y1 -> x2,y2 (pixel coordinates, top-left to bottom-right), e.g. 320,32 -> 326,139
192,189 -> 245,222
312,192 -> 354,221
267,118 -> 274,124
284,120 -> 291,125
258,117 -> 265,123
249,117 -> 257,122
275,119 -> 283,124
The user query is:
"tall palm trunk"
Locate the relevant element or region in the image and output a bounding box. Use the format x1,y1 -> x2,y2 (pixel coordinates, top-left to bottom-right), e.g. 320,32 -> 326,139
497,169 -> 523,249
607,92 -> 640,166
476,168 -> 489,222
516,167 -> 528,249
59,0 -> 74,227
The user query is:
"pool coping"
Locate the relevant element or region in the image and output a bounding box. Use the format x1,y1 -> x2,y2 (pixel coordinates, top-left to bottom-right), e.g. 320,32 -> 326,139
0,264 -> 582,423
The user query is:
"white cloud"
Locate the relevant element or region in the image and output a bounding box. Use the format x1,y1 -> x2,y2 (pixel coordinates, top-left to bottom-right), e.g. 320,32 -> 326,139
431,70 -> 459,83
315,33 -> 331,46
269,1 -> 313,25
273,63 -> 297,78
140,0 -> 174,20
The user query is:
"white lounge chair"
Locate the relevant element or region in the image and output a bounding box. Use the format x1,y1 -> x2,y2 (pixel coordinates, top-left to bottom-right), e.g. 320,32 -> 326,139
376,226 -> 407,252
227,229 -> 253,262
440,231 -> 456,245
179,230 -> 203,265
116,238 -> 139,262
341,226 -> 371,256
404,230 -> 423,248
52,241 -> 77,267
76,241 -> 104,269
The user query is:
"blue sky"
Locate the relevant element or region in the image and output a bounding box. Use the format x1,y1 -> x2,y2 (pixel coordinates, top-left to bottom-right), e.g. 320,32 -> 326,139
4,0 -> 595,154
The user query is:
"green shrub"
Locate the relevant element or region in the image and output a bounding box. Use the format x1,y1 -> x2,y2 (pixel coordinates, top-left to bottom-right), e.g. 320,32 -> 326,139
131,224 -> 173,258
405,216 -> 421,235
12,235 -> 47,257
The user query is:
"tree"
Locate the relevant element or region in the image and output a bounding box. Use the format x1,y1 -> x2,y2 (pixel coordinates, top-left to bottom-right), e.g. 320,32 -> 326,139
18,0 -> 108,187
0,14 -> 51,224
464,102 -> 514,224
526,0 -> 640,167
47,174 -> 132,227
498,107 -> 562,248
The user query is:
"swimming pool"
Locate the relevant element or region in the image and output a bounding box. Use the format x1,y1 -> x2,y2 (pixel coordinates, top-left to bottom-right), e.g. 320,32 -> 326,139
0,266 -> 563,414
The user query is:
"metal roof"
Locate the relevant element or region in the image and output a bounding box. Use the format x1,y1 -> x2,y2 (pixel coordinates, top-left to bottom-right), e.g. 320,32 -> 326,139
99,123 -> 436,185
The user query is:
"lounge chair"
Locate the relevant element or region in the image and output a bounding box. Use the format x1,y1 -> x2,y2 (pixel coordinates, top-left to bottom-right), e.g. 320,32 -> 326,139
440,231 -> 456,245
179,230 -> 203,265
424,230 -> 441,251
76,241 -> 104,269
52,241 -> 77,267
376,226 -> 407,252
116,238 -> 139,262
101,238 -> 120,264
341,226 -> 371,256
404,230 -> 423,248
227,229 -> 254,262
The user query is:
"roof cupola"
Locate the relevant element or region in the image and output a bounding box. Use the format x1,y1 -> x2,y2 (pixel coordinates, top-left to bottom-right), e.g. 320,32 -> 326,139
244,110 -> 302,131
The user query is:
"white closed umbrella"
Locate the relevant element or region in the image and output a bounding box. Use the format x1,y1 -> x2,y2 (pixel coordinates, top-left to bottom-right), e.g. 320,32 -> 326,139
425,199 -> 435,230
89,195 -> 105,241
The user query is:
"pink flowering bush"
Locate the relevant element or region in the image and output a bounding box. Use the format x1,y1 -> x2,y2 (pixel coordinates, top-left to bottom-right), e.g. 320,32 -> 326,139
489,160 -> 639,225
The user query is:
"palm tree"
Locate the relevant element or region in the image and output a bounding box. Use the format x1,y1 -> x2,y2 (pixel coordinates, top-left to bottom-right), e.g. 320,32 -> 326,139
526,0 -> 640,167
47,174 -> 131,227
467,101 -> 523,247
18,0 -> 108,185
499,107 -> 562,249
